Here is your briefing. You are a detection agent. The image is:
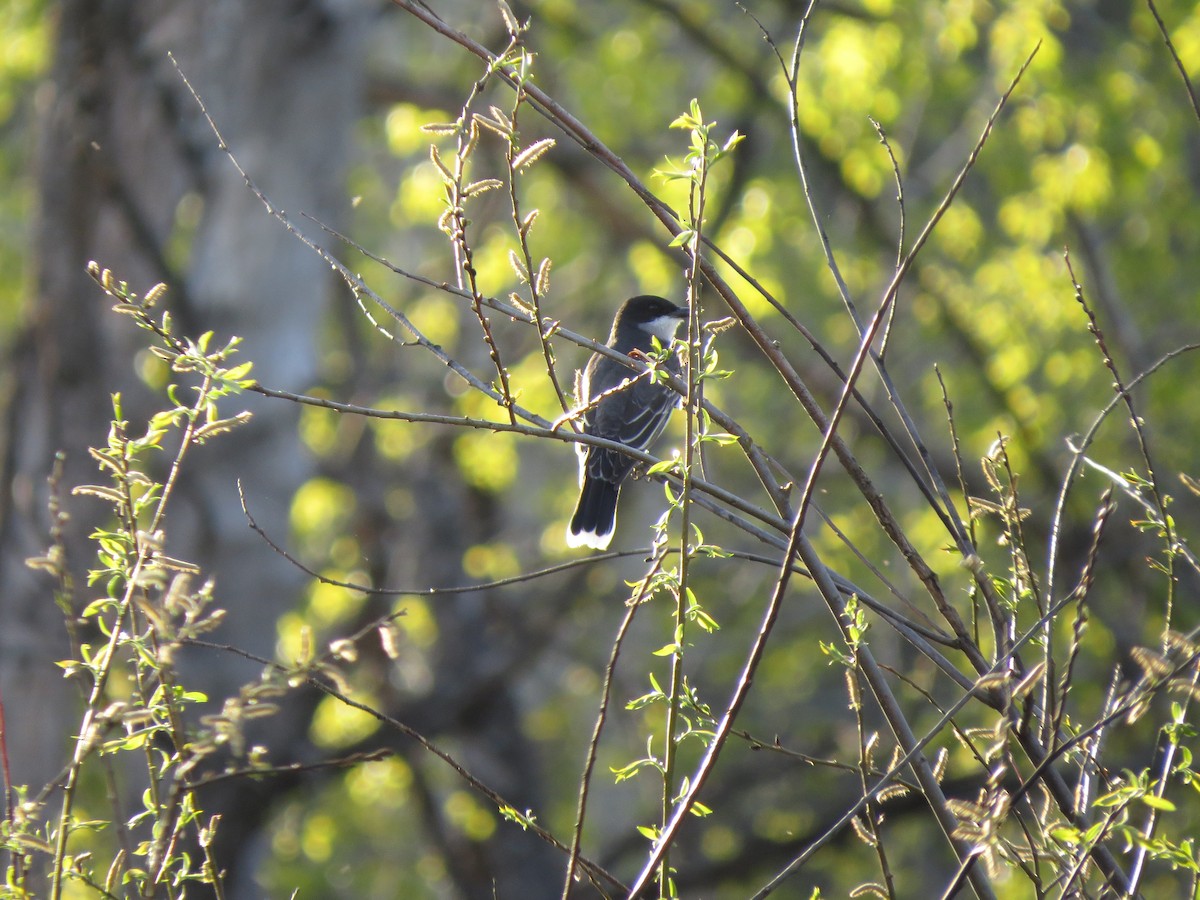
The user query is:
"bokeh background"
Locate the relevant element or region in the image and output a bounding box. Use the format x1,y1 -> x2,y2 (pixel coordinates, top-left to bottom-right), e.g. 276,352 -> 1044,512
3,0 -> 1200,896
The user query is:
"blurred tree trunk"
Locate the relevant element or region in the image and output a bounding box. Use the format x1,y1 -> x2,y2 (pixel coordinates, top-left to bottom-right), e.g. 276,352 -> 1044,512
0,0 -> 368,892
1,1 -> 564,895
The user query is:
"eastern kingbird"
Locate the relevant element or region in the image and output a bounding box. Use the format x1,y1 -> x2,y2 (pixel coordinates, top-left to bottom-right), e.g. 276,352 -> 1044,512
566,295 -> 688,550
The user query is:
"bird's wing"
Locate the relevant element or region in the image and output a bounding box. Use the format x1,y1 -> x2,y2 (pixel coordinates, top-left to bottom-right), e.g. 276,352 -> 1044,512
584,379 -> 678,483
614,381 -> 678,450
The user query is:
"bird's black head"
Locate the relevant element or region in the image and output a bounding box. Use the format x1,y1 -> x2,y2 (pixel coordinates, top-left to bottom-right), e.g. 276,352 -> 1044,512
619,295 -> 687,323
612,295 -> 688,345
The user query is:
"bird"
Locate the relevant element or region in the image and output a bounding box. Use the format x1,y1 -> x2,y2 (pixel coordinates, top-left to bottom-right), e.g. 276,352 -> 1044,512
566,295 -> 688,550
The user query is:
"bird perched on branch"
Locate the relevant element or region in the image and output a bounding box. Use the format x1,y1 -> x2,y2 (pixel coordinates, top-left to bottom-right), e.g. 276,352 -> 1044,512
566,295 -> 688,550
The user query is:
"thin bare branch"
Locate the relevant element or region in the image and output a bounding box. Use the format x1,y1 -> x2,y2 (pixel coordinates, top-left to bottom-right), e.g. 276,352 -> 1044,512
1144,0 -> 1200,125
182,639 -> 628,895
562,552 -> 662,899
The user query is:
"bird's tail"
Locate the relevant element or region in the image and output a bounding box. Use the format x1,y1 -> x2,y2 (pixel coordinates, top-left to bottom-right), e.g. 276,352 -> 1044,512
566,478 -> 620,550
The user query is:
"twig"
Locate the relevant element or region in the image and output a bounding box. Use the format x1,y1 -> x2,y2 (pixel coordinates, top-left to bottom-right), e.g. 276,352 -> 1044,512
183,638 -> 629,895
1144,0 -> 1200,125
934,365 -> 982,648
1049,492 -> 1115,749
732,729 -> 920,789
1065,249 -> 1174,622
1045,342 -> 1200,608
310,214 -> 802,523
49,368 -> 212,900
241,477 -> 648,597
562,552 -> 662,899
187,749 -> 393,788
1060,255 -> 1184,896
441,46 -> 519,422
502,53 -> 573,419
656,102 -> 714,895
387,0 -> 967,638
249,380 -> 784,535
868,115 -> 906,358
755,509 -> 1154,896
852,669 -> 899,900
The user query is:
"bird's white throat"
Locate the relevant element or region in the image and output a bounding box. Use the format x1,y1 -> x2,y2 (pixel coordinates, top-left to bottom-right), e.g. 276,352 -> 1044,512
641,314 -> 686,342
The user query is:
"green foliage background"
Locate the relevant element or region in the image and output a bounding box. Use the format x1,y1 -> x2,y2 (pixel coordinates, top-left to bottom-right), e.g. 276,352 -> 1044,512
284,2 -> 1200,895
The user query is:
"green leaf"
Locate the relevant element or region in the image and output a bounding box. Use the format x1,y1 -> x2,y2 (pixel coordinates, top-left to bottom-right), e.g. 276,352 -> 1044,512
690,607 -> 720,633
1050,826 -> 1081,845
1141,794 -> 1176,812
647,458 -> 677,476
223,362 -> 254,383
81,598 -> 110,618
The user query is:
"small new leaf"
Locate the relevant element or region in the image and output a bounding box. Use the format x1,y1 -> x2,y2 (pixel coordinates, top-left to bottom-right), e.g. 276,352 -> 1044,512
647,459 -> 680,476
723,131 -> 745,153
1141,794 -> 1176,812
668,229 -> 695,249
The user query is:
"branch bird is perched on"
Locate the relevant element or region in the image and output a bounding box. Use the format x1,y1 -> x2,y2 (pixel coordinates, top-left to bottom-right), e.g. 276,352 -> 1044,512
566,295 -> 688,550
